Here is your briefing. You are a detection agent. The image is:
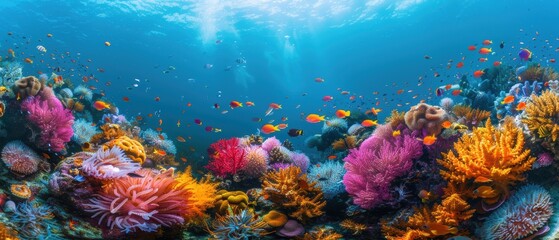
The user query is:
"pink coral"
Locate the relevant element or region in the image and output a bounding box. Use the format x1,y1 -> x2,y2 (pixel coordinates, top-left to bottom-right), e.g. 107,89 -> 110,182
261,136 -> 281,152
1,140 -> 41,176
205,137 -> 247,178
21,87 -> 74,152
82,146 -> 141,180
83,168 -> 190,233
343,124 -> 423,209
240,145 -> 268,179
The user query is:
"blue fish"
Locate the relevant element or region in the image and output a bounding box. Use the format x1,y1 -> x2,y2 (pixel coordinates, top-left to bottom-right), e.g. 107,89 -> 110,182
518,48 -> 532,61
73,175 -> 85,182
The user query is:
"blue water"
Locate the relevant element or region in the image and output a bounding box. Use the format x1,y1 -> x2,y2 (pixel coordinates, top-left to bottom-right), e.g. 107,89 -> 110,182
0,0 -> 556,162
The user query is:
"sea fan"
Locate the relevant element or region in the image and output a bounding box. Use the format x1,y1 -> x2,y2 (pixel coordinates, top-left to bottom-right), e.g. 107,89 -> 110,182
82,146 -> 140,180
83,168 -> 190,233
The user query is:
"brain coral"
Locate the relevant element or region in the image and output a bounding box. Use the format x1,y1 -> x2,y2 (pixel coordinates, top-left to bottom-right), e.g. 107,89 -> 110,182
83,168 -> 190,233
404,103 -> 449,136
1,140 -> 41,176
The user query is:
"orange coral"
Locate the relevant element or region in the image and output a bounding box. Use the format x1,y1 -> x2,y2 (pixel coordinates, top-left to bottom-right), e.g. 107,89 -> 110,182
331,135 -> 357,150
90,123 -> 127,144
297,226 -> 343,240
0,223 -> 18,240
174,166 -> 218,221
452,105 -> 491,129
386,110 -> 406,129
103,135 -> 146,164
381,207 -> 457,240
10,183 -> 32,199
214,190 -> 250,215
432,193 -> 475,227
438,117 -> 535,204
522,90 -> 559,142
339,219 -> 367,235
261,166 -> 326,222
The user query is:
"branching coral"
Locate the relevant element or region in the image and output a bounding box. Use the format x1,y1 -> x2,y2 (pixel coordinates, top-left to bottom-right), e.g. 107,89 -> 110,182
339,219 -> 367,235
522,90 -> 559,142
0,222 -> 18,240
519,63 -> 558,82
432,193 -> 475,227
174,166 -> 218,222
452,105 -> 491,129
438,117 -> 536,205
262,166 -> 326,222
90,123 -> 127,143
297,226 -> 343,240
481,184 -> 553,240
331,135 -> 357,150
385,109 -> 406,129
83,168 -> 191,233
205,137 -> 247,178
381,206 -> 458,239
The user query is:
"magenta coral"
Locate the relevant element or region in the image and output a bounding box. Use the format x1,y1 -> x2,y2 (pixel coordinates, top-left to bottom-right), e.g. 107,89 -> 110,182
1,140 -> 41,176
343,124 -> 423,209
21,87 -> 74,152
83,168 -> 190,233
82,146 -> 141,180
205,137 -> 247,178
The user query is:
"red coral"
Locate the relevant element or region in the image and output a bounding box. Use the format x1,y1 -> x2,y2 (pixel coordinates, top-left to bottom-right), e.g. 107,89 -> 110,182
205,137 -> 247,178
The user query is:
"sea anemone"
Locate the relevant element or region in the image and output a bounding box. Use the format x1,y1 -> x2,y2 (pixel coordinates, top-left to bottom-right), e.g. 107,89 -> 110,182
322,118 -> 348,134
83,168 -> 190,233
534,152 -> 554,169
141,128 -> 177,155
82,146 -> 141,180
291,152 -> 310,173
261,136 -> 281,152
72,118 -> 99,145
11,202 -> 57,239
240,145 -> 268,179
73,85 -> 93,102
10,183 -> 32,199
59,88 -> 73,99
308,161 -> 346,199
481,184 -> 553,240
1,140 -> 41,176
439,97 -> 454,112
208,208 -> 269,239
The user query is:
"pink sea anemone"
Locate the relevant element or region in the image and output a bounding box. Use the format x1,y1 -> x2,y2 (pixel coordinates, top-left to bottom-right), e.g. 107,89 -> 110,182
240,145 -> 268,179
291,152 -> 310,173
82,146 -> 141,180
261,137 -> 281,152
83,168 -> 190,233
1,140 -> 41,176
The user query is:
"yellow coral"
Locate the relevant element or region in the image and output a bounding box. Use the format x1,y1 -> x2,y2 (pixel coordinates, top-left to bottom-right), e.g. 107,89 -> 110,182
438,117 -> 535,193
432,193 -> 475,227
261,166 -> 326,222
214,190 -> 249,215
0,223 -> 18,240
452,105 -> 491,129
262,210 -> 288,227
103,136 -> 146,164
175,166 -> 218,221
331,135 -> 357,150
522,90 -> 559,141
297,226 -> 343,240
385,110 -> 406,129
10,183 -> 32,199
339,219 -> 367,235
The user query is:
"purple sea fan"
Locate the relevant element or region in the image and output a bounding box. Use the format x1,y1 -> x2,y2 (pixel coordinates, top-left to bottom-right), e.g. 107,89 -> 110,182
83,168 -> 191,233
240,145 -> 269,179
343,129 -> 423,209
481,184 -> 553,240
82,146 -> 140,180
1,140 -> 41,176
21,91 -> 74,152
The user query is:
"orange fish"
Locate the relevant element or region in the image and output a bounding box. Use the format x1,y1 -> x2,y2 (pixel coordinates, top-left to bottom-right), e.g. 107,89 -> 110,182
424,222 -> 458,236
422,134 -> 437,146
159,119 -> 163,126
456,62 -> 464,68
82,76 -> 89,82
176,136 -> 186,142
479,57 -> 488,62
473,185 -> 498,199
441,121 -> 452,129
7,49 -> 15,57
245,101 -> 255,106
158,134 -> 165,140
180,157 -> 187,162
135,116 -> 143,121
392,130 -> 401,137
482,39 -> 492,45
515,102 -> 526,111
154,96 -> 160,102
177,120 -> 181,127
418,189 -> 433,203
277,123 -> 288,130
156,127 -> 163,132
230,101 -> 243,108
269,103 -> 282,109
327,155 -> 337,160
314,77 -> 325,83
493,61 -> 502,67
473,70 -> 485,78
153,149 -> 167,156
444,84 -> 453,90
122,96 -> 129,102
92,101 -> 110,111
24,58 -> 33,64
397,89 -> 404,94
361,119 -> 378,127
474,176 -> 493,183
335,109 -> 350,118
261,124 -> 280,134
501,95 -> 514,104
451,89 -> 462,96
468,45 -> 476,51
479,47 -> 492,54
366,107 -> 382,115
306,114 -> 325,123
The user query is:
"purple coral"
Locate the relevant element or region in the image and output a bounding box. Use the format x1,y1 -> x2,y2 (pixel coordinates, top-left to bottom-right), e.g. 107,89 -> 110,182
261,137 -> 281,152
82,146 -> 141,180
21,87 -> 74,152
343,124 -> 423,209
291,152 -> 310,173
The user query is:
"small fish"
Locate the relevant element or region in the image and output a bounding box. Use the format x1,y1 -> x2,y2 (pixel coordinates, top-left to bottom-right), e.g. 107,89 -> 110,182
245,101 -> 255,106
421,134 -> 437,145
314,77 -> 325,83
153,149 -> 167,156
361,119 -> 377,127
473,70 -> 485,78
501,95 -> 515,104
327,155 -> 337,160
473,185 -> 498,199
205,126 -> 213,132
467,45 -> 476,51
499,41 -> 504,49
154,96 -> 160,102
122,96 -> 130,102
288,129 -> 303,137
24,58 -> 33,64
306,114 -> 325,123
322,95 -> 334,102
479,47 -> 492,54
194,119 -> 202,125
261,124 -> 280,134
230,101 -> 243,108
482,39 -> 492,45
435,88 -> 444,97
47,33 -> 53,37
515,102 -> 526,111
127,172 -> 144,178
269,103 -> 282,109
418,189 -> 433,203
335,109 -> 350,118
441,121 -> 452,129
176,136 -> 186,142
366,107 -> 382,115
493,61 -> 502,67
392,130 -> 401,137
104,41 -> 111,46
36,45 -> 47,53
518,48 -> 532,61
277,123 -> 288,130
177,120 -> 181,127
478,57 -> 488,62
456,62 -> 464,68
92,101 -> 111,111
474,176 -> 493,183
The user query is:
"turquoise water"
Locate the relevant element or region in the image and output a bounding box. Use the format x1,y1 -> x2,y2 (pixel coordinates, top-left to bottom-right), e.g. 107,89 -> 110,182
0,0 -> 558,239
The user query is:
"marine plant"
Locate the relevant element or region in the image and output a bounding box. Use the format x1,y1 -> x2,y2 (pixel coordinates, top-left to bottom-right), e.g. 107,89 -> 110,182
21,87 -> 74,152
205,137 -> 247,178
71,118 -> 99,144
343,124 -> 423,209
308,161 -> 346,199
207,208 -> 269,240
481,184 -> 553,240
83,168 -> 191,233
262,166 -> 326,222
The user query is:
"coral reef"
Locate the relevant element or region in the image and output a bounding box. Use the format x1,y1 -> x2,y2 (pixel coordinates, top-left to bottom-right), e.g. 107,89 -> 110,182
240,145 -> 268,179
522,90 -> 559,143
214,190 -> 250,215
13,75 -> 42,99
73,85 -> 93,102
174,166 -> 218,222
452,105 -> 491,129
331,135 -> 357,151
141,128 -> 177,155
262,166 -> 326,222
